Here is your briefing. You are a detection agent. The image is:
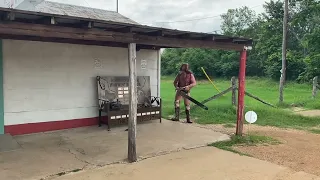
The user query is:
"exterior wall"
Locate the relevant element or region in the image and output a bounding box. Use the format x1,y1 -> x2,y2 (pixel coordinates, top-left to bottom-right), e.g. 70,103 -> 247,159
3,40 -> 159,131
0,40 -> 3,134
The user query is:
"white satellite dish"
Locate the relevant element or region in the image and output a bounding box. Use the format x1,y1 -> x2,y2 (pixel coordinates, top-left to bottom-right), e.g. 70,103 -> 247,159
245,111 -> 257,124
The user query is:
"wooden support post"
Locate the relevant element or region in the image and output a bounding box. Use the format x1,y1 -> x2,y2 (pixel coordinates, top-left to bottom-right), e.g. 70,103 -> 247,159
236,48 -> 247,136
231,76 -> 237,106
313,76 -> 318,99
128,43 -> 137,162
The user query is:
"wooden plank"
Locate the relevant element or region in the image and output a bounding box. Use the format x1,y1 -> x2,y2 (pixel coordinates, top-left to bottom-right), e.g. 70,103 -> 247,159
180,87 -> 232,114
0,21 -> 245,51
186,87 -> 232,111
128,43 -> 137,163
244,91 -> 275,108
200,87 -> 233,105
231,77 -> 237,106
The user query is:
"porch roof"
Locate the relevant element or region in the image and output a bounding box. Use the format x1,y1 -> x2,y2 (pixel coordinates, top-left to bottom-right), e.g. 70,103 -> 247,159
0,7 -> 253,51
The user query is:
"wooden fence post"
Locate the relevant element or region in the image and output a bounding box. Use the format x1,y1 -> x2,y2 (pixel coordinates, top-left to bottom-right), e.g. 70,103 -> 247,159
231,77 -> 237,105
312,76 -> 318,99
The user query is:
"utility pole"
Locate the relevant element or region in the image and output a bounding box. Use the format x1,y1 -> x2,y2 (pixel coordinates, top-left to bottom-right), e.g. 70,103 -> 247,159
279,0 -> 288,103
116,0 -> 119,13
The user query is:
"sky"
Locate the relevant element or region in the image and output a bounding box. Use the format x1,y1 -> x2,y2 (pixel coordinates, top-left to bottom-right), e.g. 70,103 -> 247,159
48,0 -> 267,33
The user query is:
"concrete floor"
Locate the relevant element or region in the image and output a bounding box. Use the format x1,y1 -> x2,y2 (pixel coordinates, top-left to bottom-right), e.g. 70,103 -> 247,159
54,147 -> 320,180
0,120 -> 229,180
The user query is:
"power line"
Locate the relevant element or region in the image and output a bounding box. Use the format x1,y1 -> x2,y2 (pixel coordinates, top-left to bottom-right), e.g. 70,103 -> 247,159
154,4 -> 263,24
83,0 -> 91,7
157,15 -> 222,23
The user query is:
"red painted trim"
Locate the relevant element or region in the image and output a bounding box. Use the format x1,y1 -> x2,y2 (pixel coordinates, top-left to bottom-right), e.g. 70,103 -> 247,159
4,117 -> 107,136
236,49 -> 247,136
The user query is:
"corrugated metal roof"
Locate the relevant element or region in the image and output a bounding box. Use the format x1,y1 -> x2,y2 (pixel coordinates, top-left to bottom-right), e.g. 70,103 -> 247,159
20,1 -> 139,25
0,5 -> 253,50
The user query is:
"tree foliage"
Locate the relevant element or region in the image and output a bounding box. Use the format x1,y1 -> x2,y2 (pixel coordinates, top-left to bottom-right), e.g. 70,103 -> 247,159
161,0 -> 320,82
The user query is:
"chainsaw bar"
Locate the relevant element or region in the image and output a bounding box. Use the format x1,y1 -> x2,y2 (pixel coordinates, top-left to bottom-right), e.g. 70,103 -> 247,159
178,90 -> 208,110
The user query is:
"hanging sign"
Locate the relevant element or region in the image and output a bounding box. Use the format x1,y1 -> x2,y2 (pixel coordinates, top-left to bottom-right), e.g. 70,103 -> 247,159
245,111 -> 258,124
141,60 -> 147,70
94,59 -> 102,69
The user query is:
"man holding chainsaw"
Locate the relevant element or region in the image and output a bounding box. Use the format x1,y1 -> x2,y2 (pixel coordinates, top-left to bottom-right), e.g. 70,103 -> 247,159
172,63 -> 197,123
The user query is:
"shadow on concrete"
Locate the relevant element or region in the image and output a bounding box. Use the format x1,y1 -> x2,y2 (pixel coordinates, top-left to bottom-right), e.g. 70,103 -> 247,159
0,120 -> 229,180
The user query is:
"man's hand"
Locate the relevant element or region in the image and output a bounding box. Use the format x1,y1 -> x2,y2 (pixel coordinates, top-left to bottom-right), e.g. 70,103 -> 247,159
184,86 -> 190,91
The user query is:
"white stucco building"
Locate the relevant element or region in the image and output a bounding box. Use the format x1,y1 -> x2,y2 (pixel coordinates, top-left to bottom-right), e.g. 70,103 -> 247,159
0,0 -> 252,137
1,1 -> 161,135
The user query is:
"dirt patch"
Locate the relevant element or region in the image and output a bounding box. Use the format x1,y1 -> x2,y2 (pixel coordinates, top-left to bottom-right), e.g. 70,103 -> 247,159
295,110 -> 320,117
194,124 -> 320,176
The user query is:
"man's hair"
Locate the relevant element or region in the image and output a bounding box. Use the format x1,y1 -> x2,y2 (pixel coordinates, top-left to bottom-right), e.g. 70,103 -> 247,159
180,63 -> 192,74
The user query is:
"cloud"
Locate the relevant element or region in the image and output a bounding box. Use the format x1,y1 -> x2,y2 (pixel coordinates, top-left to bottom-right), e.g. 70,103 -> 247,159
48,0 -> 267,33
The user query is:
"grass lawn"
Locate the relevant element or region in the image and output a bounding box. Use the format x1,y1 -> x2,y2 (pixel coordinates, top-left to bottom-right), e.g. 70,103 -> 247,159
161,76 -> 320,130
209,134 -> 280,156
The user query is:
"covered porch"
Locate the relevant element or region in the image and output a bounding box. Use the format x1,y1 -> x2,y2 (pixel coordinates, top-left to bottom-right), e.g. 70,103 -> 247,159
0,120 -> 228,180
0,6 -> 253,163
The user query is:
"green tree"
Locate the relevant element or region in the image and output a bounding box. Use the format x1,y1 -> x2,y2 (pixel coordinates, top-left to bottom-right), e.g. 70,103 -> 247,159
160,0 -> 320,82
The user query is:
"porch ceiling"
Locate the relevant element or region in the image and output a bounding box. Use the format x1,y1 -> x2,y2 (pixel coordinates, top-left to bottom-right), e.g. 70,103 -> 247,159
0,7 -> 253,51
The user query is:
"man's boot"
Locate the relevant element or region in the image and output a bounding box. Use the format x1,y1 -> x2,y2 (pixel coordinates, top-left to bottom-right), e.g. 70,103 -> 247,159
171,107 -> 180,121
186,109 -> 192,123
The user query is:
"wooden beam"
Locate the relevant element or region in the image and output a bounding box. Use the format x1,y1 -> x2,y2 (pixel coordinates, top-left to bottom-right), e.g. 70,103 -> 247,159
128,43 -> 137,163
34,16 -> 56,25
244,90 -> 275,108
5,12 -> 15,21
115,26 -> 132,33
79,21 -> 94,29
0,34 -> 161,50
145,30 -> 164,36
0,21 -> 245,51
176,33 -> 191,38
200,87 -> 233,105
201,35 -> 214,41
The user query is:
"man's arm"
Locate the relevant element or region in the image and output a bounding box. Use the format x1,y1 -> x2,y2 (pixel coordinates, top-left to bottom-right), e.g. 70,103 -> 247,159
186,74 -> 196,90
173,74 -> 179,89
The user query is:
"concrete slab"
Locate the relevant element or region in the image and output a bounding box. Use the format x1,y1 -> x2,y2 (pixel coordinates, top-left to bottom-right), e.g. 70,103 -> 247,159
0,134 -> 21,152
53,147 -> 320,180
0,120 -> 229,180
